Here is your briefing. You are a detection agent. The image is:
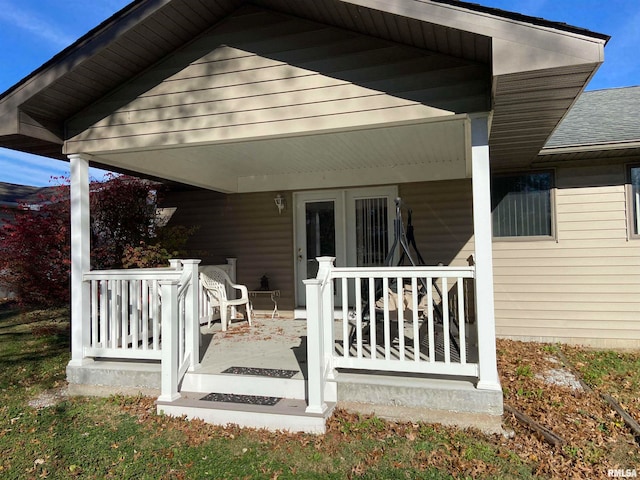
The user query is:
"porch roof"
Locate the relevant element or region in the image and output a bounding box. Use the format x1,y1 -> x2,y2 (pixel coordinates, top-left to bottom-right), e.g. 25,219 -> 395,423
0,0 -> 608,187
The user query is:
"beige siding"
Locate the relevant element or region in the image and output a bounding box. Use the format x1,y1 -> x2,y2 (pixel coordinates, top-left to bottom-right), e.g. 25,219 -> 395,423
493,162 -> 640,348
66,7 -> 489,154
163,179 -> 476,313
162,189 -> 295,312
398,180 -> 474,267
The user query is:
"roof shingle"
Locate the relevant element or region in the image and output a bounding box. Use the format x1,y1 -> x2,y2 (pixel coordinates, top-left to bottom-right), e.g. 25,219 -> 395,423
545,86 -> 640,149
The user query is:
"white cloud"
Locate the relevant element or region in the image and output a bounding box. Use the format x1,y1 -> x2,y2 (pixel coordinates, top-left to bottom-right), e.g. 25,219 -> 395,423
0,0 -> 75,48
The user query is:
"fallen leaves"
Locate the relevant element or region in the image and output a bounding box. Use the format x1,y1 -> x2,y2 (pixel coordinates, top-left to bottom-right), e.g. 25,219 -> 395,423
498,339 -> 640,479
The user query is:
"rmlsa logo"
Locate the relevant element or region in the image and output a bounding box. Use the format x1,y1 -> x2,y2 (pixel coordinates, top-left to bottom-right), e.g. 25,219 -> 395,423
608,469 -> 638,478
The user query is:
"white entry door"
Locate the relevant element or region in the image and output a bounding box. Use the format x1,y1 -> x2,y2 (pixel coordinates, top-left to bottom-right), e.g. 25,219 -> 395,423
295,186 -> 397,307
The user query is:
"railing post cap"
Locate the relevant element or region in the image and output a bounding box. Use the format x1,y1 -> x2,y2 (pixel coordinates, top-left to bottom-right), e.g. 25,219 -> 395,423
180,259 -> 201,265
316,256 -> 335,263
303,278 -> 322,285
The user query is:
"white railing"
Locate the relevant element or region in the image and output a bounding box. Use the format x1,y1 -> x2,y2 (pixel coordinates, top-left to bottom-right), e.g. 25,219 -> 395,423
82,258 -> 241,402
83,264 -> 183,360
305,257 -> 478,413
159,260 -> 200,402
82,258 -> 236,362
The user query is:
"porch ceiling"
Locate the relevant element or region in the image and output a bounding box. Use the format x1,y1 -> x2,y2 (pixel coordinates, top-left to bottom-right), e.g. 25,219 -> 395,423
91,116 -> 471,193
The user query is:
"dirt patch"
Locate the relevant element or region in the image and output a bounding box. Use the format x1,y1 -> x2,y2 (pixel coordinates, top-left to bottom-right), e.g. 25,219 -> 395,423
28,386 -> 68,410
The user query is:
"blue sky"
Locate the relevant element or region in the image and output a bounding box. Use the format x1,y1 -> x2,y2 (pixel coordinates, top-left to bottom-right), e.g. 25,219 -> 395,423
0,0 -> 638,186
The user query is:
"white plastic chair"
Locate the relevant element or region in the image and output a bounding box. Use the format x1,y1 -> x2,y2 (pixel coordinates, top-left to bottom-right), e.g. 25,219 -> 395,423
200,267 -> 252,331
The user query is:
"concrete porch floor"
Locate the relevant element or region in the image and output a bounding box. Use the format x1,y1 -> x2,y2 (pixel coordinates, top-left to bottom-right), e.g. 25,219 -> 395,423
197,315 -> 308,378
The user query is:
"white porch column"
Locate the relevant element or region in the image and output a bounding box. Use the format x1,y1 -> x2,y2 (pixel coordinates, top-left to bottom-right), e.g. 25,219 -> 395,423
68,154 -> 91,366
470,115 -> 501,391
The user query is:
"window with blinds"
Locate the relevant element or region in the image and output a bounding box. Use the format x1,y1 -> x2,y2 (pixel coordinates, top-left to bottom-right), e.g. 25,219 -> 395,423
355,197 -> 388,267
491,172 -> 553,238
631,166 -> 640,236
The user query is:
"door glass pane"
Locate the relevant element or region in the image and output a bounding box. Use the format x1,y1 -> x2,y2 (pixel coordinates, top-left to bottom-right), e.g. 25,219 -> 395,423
305,201 -> 335,278
355,197 -> 388,267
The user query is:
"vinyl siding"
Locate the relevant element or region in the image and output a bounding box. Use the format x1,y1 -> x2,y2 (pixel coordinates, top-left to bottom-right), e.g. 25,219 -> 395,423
65,7 -> 489,154
162,189 -> 295,312
398,180 -> 474,268
493,162 -> 640,348
163,179 -> 476,313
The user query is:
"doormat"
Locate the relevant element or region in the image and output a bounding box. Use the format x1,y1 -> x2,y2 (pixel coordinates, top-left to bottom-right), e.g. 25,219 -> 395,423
200,392 -> 281,406
222,366 -> 298,378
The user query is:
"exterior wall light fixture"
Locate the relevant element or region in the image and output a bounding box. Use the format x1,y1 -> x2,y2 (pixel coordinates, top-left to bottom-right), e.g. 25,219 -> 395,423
274,193 -> 286,214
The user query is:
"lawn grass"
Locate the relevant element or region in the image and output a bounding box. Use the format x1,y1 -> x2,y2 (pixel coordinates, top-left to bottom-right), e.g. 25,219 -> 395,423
1,305 -> 638,479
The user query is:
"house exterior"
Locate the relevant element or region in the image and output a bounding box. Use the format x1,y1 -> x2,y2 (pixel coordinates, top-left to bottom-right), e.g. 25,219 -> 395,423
0,0 -> 627,431
493,86 -> 640,349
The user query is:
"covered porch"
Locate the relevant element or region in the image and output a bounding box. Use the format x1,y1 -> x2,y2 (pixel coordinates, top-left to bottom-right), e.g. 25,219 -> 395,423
66,250 -> 501,433
66,112 -> 502,432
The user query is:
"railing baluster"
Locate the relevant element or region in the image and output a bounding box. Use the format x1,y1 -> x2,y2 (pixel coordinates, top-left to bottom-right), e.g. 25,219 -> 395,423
100,280 -> 107,348
442,277 -> 450,364
397,277 -> 405,361
341,278 -> 349,358
141,279 -> 148,350
132,280 -> 140,350
109,280 -> 117,349
152,279 -> 160,350
178,292 -> 184,363
382,277 -> 390,360
120,280 -> 129,349
91,280 -> 98,348
368,277 -> 376,360
355,278 -> 362,358
427,277 -> 435,363
411,277 -> 419,362
457,278 -> 466,365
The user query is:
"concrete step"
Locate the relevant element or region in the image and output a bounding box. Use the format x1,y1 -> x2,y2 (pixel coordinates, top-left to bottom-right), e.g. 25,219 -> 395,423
181,371 -> 307,400
333,371 -> 503,416
157,391 -> 334,434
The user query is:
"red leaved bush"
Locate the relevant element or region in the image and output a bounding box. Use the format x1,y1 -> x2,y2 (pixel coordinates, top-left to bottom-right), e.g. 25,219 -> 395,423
0,174 -> 192,307
0,184 -> 70,306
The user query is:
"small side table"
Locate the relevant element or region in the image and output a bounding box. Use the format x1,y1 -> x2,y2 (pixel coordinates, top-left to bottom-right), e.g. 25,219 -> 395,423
248,290 -> 280,319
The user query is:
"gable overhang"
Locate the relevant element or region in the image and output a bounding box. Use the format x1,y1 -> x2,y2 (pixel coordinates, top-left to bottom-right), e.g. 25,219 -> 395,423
0,0 -> 608,189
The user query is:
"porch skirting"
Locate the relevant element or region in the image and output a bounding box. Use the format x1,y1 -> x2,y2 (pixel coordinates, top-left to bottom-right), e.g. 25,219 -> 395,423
66,359 -> 503,433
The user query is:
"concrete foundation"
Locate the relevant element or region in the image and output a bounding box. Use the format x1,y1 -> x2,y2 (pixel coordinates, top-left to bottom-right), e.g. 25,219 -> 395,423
334,371 -> 503,415
66,360 -> 161,397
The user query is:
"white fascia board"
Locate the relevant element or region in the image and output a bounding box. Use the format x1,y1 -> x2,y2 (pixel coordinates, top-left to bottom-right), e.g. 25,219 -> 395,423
539,140 -> 640,156
492,37 -> 603,76
340,0 -> 605,75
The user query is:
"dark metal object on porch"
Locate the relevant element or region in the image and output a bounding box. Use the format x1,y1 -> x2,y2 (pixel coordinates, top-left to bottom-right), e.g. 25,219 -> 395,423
351,197 -> 461,354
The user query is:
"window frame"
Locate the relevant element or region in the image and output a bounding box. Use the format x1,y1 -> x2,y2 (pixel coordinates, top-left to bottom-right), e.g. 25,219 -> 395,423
491,169 -> 556,242
627,164 -> 640,240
